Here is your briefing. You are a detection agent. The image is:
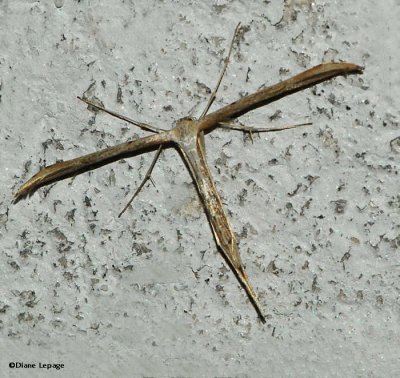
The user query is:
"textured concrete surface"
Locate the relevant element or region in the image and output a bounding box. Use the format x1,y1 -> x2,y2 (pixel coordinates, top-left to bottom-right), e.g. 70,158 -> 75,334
1,0 -> 399,377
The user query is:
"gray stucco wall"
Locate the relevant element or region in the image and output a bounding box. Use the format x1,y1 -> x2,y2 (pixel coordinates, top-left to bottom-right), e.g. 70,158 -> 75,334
1,1 -> 399,377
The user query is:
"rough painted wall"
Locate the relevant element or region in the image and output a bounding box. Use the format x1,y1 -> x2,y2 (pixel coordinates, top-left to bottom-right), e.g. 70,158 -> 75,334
1,0 -> 399,377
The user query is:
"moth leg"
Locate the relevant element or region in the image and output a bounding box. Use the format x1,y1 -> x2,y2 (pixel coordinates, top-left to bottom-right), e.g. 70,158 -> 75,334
218,121 -> 312,142
118,145 -> 163,218
77,96 -> 165,134
200,22 -> 241,119
198,23 -> 241,157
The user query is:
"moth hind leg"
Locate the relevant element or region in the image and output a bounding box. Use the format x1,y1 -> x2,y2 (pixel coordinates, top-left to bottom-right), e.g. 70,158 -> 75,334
118,145 -> 163,217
